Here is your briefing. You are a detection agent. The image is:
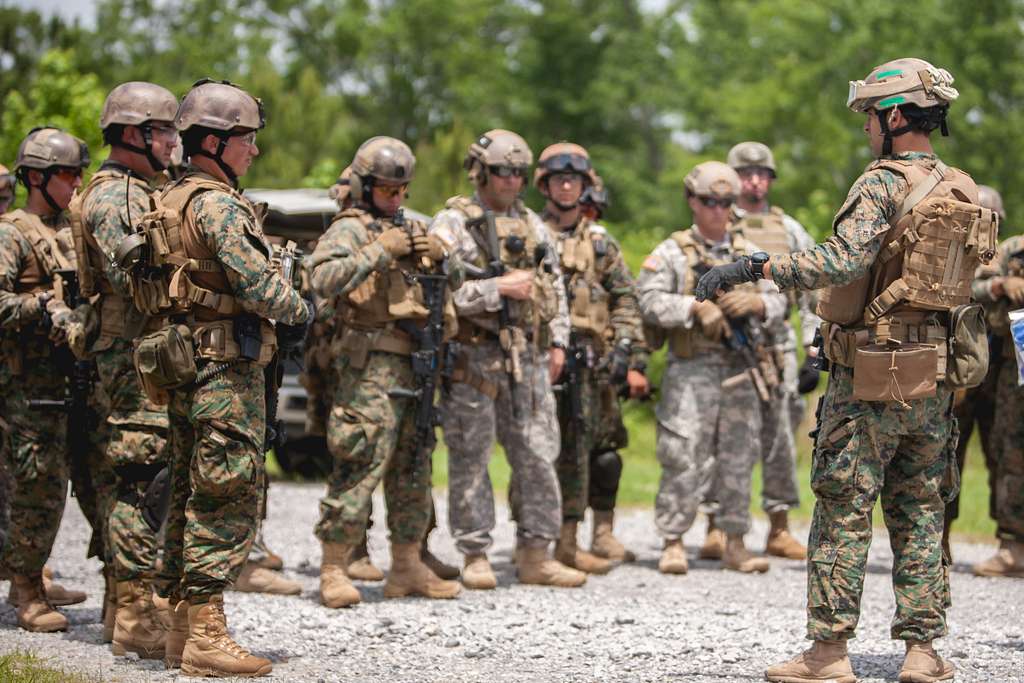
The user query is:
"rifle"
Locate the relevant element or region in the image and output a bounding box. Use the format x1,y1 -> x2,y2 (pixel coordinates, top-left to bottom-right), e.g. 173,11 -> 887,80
265,239 -> 303,452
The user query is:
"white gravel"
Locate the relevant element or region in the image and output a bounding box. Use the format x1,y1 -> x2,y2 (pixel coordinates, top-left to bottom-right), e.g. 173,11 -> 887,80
2,481 -> 1023,682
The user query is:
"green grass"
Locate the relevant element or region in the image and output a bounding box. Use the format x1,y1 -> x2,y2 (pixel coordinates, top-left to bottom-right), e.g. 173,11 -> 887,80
0,651 -> 103,683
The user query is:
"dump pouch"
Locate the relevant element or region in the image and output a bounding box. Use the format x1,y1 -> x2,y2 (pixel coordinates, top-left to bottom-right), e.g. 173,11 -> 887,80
946,303 -> 989,389
852,342 -> 937,404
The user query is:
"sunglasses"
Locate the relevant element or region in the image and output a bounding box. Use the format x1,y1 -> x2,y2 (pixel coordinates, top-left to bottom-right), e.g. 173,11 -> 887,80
698,196 -> 734,209
53,166 -> 84,181
147,123 -> 179,140
373,184 -> 408,199
488,165 -> 528,178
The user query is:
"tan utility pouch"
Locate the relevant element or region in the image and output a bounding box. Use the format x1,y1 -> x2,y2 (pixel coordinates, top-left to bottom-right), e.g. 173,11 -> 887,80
193,319 -> 276,365
852,341 -> 937,404
643,321 -> 667,352
569,280 -> 609,337
133,325 -> 197,405
946,303 -> 989,389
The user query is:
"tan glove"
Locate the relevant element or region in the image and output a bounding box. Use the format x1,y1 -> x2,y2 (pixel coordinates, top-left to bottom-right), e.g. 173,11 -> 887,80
45,297 -> 73,345
692,299 -> 730,342
1002,276 -> 1024,305
717,290 -> 765,319
412,233 -> 445,262
377,228 -> 412,258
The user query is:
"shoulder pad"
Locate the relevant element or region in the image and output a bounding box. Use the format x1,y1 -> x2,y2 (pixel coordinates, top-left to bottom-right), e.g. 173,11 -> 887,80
769,206 -> 786,217
335,207 -> 373,225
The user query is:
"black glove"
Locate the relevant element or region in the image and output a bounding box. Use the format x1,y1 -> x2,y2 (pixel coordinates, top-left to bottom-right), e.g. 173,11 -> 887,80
695,257 -> 756,301
277,299 -> 315,353
798,354 -> 821,395
608,339 -> 631,386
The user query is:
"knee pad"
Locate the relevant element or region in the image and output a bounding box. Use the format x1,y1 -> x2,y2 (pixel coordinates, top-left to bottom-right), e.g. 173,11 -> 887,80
590,449 -> 623,485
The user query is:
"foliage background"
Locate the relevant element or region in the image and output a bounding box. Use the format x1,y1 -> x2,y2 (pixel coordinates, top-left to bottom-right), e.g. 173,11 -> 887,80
1,0 -> 1010,537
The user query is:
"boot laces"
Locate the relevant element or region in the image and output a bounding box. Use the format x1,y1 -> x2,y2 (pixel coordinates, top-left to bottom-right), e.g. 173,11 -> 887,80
204,602 -> 251,659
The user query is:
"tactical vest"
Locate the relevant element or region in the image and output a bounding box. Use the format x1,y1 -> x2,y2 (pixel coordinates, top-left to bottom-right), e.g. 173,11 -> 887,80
6,209 -> 75,295
817,158 -> 997,386
557,218 -> 612,345
730,206 -> 791,255
665,228 -> 758,358
68,170 -> 156,350
445,195 -> 558,340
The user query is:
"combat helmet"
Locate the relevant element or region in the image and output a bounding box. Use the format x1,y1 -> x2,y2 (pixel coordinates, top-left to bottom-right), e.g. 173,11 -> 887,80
463,129 -> 532,184
14,127 -> 90,211
727,141 -> 776,178
328,165 -> 353,209
533,142 -> 592,188
348,136 -> 416,204
175,78 -> 265,182
847,58 -> 959,155
978,185 -> 1006,221
684,161 -> 740,199
0,163 -> 13,196
100,81 -> 179,171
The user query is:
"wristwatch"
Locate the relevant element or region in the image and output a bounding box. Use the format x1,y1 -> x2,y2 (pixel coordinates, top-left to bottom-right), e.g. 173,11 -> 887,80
749,251 -> 770,280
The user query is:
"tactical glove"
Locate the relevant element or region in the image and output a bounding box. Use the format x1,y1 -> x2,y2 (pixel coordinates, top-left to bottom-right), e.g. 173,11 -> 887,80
797,354 -> 821,394
412,233 -> 445,262
608,339 -> 632,386
717,290 -> 765,319
1003,276 -> 1024,305
45,297 -> 74,344
695,257 -> 756,301
277,299 -> 315,353
377,228 -> 412,258
692,299 -> 730,342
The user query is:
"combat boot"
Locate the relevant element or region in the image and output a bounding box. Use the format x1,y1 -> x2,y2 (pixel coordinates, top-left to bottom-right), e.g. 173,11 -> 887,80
347,537 -> 384,582
723,534 -> 770,573
658,539 -> 689,574
591,510 -> 636,562
231,562 -> 302,595
250,534 -> 284,571
7,566 -> 86,607
556,521 -> 612,575
11,574 -> 67,633
180,594 -> 272,677
112,579 -> 167,659
516,545 -> 587,587
764,639 -> 856,683
163,598 -> 189,669
319,542 -> 361,608
698,518 -> 726,560
102,572 -> 117,643
462,554 -> 497,590
383,543 -> 461,599
898,640 -> 955,682
971,539 -> 1024,578
766,510 -> 808,560
421,544 -> 460,580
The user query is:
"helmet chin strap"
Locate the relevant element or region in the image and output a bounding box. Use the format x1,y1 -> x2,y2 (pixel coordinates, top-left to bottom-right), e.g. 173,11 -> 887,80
28,169 -> 63,213
194,132 -> 238,185
118,125 -> 166,173
876,107 -> 915,157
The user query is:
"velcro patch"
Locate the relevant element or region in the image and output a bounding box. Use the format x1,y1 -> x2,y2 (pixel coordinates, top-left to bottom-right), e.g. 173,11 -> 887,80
642,255 -> 662,271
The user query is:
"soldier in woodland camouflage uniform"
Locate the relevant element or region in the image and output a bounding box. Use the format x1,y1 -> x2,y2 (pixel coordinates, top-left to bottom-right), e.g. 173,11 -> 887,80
533,143 -> 649,572
0,127 -> 91,633
430,129 -> 586,589
308,136 -> 463,608
638,161 -> 784,577
967,213 -> 1024,578
699,59 -> 992,683
143,80 -> 310,677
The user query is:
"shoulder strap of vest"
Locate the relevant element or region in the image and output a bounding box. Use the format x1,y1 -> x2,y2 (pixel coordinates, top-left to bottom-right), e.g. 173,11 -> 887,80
445,195 -> 485,222
334,207 -> 375,228
7,209 -> 74,276
669,230 -> 702,268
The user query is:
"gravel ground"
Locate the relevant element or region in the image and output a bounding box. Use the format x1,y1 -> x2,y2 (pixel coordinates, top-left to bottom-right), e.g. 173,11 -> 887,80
2,481 -> 1023,682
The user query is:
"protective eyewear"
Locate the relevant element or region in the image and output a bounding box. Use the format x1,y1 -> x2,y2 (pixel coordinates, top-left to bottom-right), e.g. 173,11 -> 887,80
540,153 -> 591,174
147,123 -> 179,140
550,172 -> 584,186
53,166 -> 84,181
488,165 -> 528,178
737,166 -> 774,179
0,173 -> 14,188
698,196 -> 734,209
373,183 -> 408,199
232,131 -> 258,147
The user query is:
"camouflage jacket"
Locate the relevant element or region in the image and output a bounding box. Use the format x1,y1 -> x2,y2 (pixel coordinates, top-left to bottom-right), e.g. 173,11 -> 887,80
0,210 -> 70,333
971,233 -> 1024,339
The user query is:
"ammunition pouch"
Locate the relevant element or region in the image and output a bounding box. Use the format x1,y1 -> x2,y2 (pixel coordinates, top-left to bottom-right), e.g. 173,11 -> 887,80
192,316 -> 276,365
133,325 -> 198,405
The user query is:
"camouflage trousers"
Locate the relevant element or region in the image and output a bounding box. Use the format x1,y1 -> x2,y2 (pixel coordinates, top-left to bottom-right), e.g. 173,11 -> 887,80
655,351 -> 763,538
315,350 -> 432,546
96,339 -> 169,582
758,346 -> 801,514
0,358 -> 69,576
441,341 -> 562,555
554,361 -> 601,522
158,360 -> 265,601
589,381 -> 628,512
991,360 -> 1024,542
806,365 -> 954,642
72,393 -> 114,566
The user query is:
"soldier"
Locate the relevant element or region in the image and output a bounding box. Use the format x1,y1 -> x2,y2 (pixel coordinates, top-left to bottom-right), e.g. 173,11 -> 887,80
533,143 -> 649,572
714,140 -> 819,562
698,59 -> 992,682
638,160 -> 784,576
143,80 -> 310,677
0,164 -> 13,213
0,127 -> 91,632
430,129 -> 586,589
968,191 -> 1024,578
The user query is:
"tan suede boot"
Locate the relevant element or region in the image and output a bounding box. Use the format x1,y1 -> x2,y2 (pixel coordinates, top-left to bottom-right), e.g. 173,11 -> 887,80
164,598 -> 189,669
698,518 -> 726,560
516,545 -> 587,587
7,567 -> 86,607
102,572 -> 117,643
421,544 -> 460,580
766,510 -> 808,560
764,639 -> 856,683
899,641 -> 955,682
181,595 -> 272,677
971,539 -> 1024,578
723,534 -> 770,573
590,510 -> 636,562
556,521 -> 612,575
462,554 -> 497,590
231,562 -> 302,595
347,537 -> 385,582
383,543 -> 461,599
320,543 -> 361,608
658,539 -> 689,575
112,580 -> 167,659
12,574 -> 67,633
